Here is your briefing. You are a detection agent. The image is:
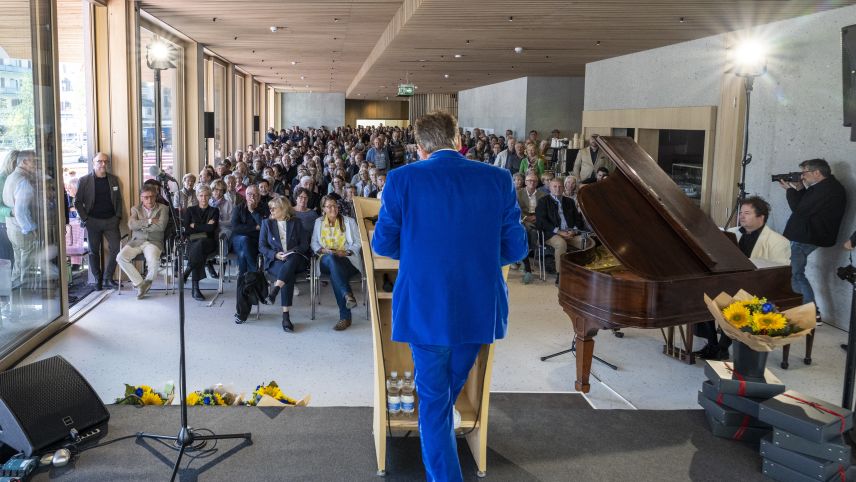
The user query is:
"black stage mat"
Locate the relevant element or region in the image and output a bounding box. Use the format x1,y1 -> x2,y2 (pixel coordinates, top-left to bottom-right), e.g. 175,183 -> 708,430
28,393 -> 766,481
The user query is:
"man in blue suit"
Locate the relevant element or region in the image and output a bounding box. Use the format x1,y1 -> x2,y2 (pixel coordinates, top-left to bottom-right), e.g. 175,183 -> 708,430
373,112 -> 528,481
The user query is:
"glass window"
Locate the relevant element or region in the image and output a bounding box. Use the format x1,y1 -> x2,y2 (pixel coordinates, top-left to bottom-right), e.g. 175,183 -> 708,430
212,61 -> 226,163
0,0 -> 65,357
139,27 -> 181,185
235,74 -> 245,150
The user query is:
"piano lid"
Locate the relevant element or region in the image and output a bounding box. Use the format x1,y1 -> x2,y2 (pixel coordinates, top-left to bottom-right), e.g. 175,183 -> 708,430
576,136 -> 754,280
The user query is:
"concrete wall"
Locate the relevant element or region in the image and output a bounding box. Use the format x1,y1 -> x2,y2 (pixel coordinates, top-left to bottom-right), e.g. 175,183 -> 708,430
583,5 -> 856,329
526,76 -> 585,138
458,76 -> 585,140
457,77 -> 528,138
585,36 -> 726,111
280,92 -> 345,129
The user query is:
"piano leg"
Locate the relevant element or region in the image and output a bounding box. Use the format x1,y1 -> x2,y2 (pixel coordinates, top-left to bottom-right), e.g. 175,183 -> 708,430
569,312 -> 602,394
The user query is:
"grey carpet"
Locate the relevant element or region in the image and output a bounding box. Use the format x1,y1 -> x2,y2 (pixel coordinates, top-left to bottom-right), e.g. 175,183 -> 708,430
29,393 -> 767,481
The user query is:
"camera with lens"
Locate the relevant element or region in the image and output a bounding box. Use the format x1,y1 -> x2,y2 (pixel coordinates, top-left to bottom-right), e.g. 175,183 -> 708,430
838,264 -> 856,284
771,172 -> 802,183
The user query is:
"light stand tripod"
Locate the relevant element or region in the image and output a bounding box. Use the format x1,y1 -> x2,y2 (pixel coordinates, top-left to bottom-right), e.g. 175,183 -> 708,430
135,233 -> 251,481
540,337 -> 618,371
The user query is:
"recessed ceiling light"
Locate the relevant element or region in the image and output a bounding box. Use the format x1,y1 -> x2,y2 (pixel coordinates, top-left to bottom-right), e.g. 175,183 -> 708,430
514,46 -> 523,54
679,17 -> 685,23
508,16 -> 513,21
596,40 -> 601,46
305,84 -> 309,88
300,76 -> 305,80
465,40 -> 470,44
291,61 -> 297,65
270,26 -> 278,32
334,17 -> 339,22
419,59 -> 426,62
454,54 -> 462,58
444,74 -> 449,78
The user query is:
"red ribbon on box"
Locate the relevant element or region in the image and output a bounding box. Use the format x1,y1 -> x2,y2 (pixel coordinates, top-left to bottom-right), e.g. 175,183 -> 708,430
732,415 -> 751,441
838,465 -> 846,482
782,393 -> 847,434
723,362 -> 747,396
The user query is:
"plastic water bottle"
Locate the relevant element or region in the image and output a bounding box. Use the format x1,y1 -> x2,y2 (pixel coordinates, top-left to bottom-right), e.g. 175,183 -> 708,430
400,371 -> 415,416
386,371 -> 400,415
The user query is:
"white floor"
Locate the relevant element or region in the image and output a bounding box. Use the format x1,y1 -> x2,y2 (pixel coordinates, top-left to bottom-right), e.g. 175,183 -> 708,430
20,268 -> 853,411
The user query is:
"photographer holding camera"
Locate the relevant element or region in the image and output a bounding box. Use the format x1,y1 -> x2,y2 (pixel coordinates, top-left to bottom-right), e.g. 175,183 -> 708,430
779,158 -> 846,325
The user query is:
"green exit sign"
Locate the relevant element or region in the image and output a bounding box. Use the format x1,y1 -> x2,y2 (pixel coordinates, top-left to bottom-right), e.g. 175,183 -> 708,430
397,84 -> 415,97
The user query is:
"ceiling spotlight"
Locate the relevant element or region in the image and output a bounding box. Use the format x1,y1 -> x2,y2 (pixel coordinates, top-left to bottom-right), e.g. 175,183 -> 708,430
291,61 -> 297,65
233,36 -> 238,41
508,16 -> 513,21
514,46 -> 524,54
212,17 -> 217,22
270,26 -> 278,32
300,75 -> 305,80
305,84 -> 309,88
419,59 -> 426,62
334,17 -> 339,22
466,40 -> 471,44
454,54 -> 463,58
596,40 -> 601,46
679,17 -> 685,23
444,74 -> 449,78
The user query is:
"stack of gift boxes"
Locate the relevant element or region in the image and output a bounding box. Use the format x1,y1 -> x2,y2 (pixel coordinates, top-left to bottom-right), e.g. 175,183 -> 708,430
699,360 -> 855,481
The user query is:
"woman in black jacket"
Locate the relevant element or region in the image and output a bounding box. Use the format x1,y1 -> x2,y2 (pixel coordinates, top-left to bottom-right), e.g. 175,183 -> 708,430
182,185 -> 219,301
259,196 -> 309,332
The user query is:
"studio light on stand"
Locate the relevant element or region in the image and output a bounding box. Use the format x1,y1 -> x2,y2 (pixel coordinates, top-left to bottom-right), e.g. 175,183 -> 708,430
137,39 -> 251,482
724,39 -> 768,228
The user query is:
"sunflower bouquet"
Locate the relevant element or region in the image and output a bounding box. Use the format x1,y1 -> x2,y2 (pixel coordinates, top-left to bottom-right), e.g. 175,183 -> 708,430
186,389 -> 229,406
245,381 -> 310,407
704,289 -> 816,352
115,383 -> 174,406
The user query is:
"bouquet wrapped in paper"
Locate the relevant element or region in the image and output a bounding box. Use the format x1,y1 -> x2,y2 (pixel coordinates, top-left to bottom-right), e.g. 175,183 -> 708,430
115,382 -> 175,406
704,289 -> 815,352
245,381 -> 310,407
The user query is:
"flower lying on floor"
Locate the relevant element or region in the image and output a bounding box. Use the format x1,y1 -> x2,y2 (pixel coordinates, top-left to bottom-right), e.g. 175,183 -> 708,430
246,381 -> 299,406
186,389 -> 228,406
115,383 -> 174,406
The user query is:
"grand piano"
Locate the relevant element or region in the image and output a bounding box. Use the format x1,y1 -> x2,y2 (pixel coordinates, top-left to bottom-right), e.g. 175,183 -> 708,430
558,136 -> 802,393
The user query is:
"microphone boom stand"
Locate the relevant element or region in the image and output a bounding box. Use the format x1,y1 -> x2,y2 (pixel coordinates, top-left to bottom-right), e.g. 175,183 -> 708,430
136,179 -> 251,482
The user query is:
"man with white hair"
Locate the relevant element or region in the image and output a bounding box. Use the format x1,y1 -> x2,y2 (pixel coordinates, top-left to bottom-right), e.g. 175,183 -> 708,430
294,175 -> 320,212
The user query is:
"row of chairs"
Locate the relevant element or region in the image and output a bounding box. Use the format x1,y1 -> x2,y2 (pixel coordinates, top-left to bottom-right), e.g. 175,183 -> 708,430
116,234 -> 369,321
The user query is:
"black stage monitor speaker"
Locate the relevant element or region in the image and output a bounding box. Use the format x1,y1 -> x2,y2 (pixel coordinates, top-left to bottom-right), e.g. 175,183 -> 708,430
0,356 -> 109,456
204,111 -> 215,139
843,25 -> 856,140
253,115 -> 260,132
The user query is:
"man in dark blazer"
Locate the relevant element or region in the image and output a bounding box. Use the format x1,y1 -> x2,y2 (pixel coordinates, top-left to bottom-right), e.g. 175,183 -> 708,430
74,152 -> 123,290
373,112 -> 527,482
779,158 -> 846,325
536,177 -> 582,284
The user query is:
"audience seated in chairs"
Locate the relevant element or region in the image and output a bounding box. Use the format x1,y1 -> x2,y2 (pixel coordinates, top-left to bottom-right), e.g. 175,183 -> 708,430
208,179 -> 234,279
260,196 -> 310,333
117,186 -> 168,298
230,184 -> 269,277
517,172 -> 546,284
535,177 -> 582,285
310,196 -> 362,331
181,185 -> 219,301
173,173 -> 198,211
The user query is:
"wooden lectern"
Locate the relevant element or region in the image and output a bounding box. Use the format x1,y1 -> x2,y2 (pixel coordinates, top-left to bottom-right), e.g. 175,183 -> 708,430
354,197 -> 497,478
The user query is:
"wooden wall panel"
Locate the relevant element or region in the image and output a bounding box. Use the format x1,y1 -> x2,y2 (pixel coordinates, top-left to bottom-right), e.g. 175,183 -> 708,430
345,99 -> 409,127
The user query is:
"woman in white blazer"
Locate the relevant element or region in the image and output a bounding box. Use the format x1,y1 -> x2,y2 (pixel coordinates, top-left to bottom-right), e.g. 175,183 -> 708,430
311,196 -> 363,330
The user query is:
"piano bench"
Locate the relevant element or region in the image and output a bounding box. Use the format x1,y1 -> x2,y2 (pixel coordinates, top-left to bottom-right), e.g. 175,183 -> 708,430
780,328 -> 815,369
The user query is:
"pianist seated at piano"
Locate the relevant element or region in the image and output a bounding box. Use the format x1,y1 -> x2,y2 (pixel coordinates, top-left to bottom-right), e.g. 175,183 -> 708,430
535,177 -> 584,285
694,196 -> 791,360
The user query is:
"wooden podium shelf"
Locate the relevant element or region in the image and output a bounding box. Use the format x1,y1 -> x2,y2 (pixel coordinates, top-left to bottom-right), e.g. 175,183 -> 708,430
354,198 -> 496,478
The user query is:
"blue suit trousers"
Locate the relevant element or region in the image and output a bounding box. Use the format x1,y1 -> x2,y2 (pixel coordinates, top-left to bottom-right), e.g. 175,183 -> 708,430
409,343 -> 482,482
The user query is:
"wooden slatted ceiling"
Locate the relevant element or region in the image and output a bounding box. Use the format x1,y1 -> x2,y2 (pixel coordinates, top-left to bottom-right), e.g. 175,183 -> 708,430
138,0 -> 856,99
0,0 -> 84,62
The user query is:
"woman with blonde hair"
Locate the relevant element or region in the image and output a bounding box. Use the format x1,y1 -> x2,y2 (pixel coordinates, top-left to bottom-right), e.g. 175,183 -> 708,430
259,196 -> 310,332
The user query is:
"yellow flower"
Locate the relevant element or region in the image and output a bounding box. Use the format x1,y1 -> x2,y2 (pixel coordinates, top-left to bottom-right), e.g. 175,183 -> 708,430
141,391 -> 163,405
214,393 -> 225,405
752,312 -> 788,332
187,392 -> 201,406
723,303 -> 751,329
139,385 -> 154,394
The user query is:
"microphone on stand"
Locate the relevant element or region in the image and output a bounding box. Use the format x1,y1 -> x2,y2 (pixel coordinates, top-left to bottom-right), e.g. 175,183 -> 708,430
148,165 -> 178,184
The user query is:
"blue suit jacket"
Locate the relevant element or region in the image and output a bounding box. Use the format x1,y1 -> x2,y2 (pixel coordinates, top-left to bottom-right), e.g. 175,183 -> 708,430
372,149 -> 528,345
259,218 -> 309,271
